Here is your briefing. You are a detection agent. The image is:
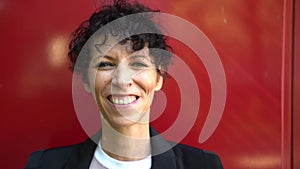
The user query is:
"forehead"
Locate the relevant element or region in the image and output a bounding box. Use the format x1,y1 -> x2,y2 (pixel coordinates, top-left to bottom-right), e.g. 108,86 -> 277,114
86,33 -> 151,60
87,33 -> 120,54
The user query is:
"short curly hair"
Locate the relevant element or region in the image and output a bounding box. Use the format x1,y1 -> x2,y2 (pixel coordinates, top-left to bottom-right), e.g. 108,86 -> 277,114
68,0 -> 172,82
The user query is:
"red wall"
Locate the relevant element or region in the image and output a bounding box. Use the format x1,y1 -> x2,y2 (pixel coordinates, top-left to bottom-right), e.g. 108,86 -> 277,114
0,0 -> 294,168
293,0 -> 300,168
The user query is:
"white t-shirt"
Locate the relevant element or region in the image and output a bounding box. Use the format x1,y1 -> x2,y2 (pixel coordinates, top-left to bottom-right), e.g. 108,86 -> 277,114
89,145 -> 152,169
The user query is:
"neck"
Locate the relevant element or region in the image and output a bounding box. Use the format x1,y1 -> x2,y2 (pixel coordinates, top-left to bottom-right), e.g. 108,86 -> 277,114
100,121 -> 151,161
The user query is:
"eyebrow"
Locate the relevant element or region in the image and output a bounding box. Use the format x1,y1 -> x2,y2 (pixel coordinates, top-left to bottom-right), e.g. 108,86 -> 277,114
91,55 -> 114,63
129,55 -> 151,62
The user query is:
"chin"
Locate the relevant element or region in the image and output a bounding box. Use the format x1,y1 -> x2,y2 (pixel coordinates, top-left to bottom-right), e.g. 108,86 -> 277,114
104,114 -> 149,128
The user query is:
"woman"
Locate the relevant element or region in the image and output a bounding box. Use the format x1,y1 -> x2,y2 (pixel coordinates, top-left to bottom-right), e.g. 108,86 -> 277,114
25,0 -> 223,168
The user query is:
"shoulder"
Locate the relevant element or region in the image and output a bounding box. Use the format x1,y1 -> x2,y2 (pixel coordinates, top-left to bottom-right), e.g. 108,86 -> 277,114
24,143 -> 82,169
172,143 -> 223,169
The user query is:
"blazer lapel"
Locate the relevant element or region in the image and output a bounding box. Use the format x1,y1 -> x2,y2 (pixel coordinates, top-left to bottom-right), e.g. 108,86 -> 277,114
150,128 -> 177,169
64,132 -> 101,169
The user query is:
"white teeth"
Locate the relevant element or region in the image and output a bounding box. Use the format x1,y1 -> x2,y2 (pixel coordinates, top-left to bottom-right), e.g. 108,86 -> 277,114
110,96 -> 137,105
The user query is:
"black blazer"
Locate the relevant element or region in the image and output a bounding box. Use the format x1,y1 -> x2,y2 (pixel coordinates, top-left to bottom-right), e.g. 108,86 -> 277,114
25,128 -> 223,169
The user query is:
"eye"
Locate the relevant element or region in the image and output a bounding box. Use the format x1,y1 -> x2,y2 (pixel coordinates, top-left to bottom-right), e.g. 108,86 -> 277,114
130,61 -> 148,68
96,61 -> 115,70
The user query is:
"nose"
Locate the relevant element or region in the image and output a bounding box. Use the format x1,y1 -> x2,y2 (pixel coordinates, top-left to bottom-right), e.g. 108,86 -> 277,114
112,63 -> 133,88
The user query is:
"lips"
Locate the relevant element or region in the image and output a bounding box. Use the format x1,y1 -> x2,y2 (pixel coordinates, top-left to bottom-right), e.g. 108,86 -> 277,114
108,95 -> 139,105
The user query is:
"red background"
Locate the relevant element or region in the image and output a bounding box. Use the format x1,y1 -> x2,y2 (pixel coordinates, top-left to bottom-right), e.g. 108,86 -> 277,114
0,0 -> 298,168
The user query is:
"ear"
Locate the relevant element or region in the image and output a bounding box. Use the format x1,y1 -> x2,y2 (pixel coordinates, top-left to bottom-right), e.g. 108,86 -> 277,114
155,74 -> 163,91
83,81 -> 92,93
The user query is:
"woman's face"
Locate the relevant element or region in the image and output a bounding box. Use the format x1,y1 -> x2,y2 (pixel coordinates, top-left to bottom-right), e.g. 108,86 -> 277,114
84,36 -> 163,128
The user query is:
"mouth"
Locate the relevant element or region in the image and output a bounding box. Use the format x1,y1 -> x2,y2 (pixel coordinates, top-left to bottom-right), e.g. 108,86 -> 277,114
107,95 -> 139,105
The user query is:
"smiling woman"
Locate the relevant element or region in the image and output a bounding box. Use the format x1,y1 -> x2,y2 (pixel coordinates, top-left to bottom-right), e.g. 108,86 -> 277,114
84,36 -> 163,130
24,0 -> 223,168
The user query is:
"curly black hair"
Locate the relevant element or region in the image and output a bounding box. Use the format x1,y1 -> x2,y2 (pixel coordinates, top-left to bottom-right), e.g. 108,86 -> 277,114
68,0 -> 172,82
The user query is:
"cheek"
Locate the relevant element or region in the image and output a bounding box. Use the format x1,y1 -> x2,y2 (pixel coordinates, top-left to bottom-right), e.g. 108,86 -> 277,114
94,71 -> 112,93
135,71 -> 158,91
